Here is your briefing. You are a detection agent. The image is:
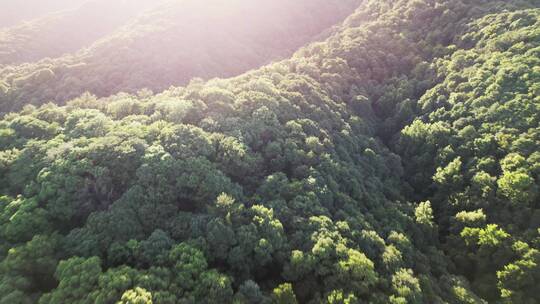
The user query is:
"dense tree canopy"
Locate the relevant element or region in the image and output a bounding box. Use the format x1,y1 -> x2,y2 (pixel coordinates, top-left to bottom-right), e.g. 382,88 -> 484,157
0,0 -> 538,303
0,0 -> 362,114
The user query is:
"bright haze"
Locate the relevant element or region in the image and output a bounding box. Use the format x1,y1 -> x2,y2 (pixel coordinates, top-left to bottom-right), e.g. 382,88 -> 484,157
0,0 -> 361,112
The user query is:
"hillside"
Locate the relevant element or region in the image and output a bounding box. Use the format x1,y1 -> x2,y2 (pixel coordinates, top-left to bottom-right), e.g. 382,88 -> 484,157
0,0 -> 539,303
0,0 -> 90,28
0,0 -> 362,113
0,0 -> 169,66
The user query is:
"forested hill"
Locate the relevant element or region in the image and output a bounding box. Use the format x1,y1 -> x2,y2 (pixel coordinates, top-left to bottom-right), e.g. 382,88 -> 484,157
0,0 -> 90,28
0,0 -> 362,113
0,0 -> 169,66
0,0 -> 539,303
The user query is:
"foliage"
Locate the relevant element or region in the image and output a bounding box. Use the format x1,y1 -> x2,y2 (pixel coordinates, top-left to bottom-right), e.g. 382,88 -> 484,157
0,0 -> 538,303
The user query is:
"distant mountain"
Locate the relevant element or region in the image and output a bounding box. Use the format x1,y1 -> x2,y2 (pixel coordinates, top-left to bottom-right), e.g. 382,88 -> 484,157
0,0 -> 90,28
0,0 -> 169,66
0,0 -> 361,113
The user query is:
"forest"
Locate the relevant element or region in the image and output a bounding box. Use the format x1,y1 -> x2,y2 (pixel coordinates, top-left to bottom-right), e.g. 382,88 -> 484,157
0,0 -> 539,303
0,0 -> 361,113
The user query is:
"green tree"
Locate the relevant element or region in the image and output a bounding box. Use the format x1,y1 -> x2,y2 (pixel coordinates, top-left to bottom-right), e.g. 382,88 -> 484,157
415,201 -> 434,227
118,287 -> 153,304
391,268 -> 423,304
271,283 -> 297,304
497,171 -> 537,205
39,257 -> 102,304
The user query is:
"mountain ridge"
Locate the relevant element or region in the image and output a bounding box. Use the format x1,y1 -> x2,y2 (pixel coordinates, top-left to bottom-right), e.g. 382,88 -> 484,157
0,0 -> 362,114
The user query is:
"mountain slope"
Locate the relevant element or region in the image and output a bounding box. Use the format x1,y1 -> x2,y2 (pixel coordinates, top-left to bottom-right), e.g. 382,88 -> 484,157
0,0 -> 90,28
0,0 -> 538,303
0,0 -> 362,113
394,8 -> 540,302
0,0 -> 170,66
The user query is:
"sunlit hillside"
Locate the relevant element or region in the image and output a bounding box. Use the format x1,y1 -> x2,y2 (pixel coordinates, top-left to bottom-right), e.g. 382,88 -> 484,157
0,0 -> 361,113
0,0 -> 171,66
0,0 -> 90,27
0,1 -> 538,303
